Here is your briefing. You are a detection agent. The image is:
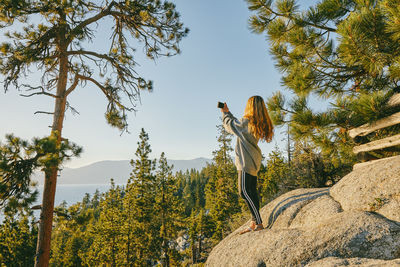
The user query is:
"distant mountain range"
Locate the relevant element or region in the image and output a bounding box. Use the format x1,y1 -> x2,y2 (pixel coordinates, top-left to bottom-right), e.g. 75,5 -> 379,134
33,158 -> 211,185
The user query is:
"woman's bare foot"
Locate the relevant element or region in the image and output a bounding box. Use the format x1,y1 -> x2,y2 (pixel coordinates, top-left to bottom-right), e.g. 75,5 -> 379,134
254,224 -> 264,231
239,221 -> 256,235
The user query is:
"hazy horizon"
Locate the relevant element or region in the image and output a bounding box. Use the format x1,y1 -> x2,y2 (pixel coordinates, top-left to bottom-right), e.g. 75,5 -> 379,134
33,157 -> 212,185
63,156 -> 212,169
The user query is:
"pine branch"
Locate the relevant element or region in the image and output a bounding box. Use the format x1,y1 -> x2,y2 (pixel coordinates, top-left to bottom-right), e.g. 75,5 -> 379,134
19,85 -> 58,98
65,75 -> 80,96
255,0 -> 336,32
75,74 -> 133,112
68,1 -> 117,43
66,101 -> 80,115
67,50 -> 117,63
34,111 -> 54,115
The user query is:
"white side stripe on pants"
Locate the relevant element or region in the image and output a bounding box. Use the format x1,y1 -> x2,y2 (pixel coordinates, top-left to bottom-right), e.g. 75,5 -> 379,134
241,171 -> 261,224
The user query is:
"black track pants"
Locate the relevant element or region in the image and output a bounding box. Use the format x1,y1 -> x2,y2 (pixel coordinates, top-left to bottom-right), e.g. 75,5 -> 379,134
238,171 -> 262,225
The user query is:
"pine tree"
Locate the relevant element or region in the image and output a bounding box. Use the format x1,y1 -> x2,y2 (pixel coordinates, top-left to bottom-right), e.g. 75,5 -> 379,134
175,169 -> 207,217
155,152 -> 184,267
0,207 -> 37,266
205,125 -> 240,243
84,180 -> 124,266
49,201 -> 72,266
194,208 -> 213,262
186,207 -> 213,264
246,0 -> 400,165
288,141 -> 351,187
50,191 -> 100,266
187,209 -> 198,264
193,170 -> 207,210
121,176 -> 138,266
0,134 -> 81,211
0,1 -> 188,264
123,128 -> 157,266
259,147 -> 289,204
182,173 -> 195,216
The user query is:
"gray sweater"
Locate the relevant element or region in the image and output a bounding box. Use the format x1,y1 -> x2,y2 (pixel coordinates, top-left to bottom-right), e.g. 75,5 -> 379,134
222,111 -> 262,176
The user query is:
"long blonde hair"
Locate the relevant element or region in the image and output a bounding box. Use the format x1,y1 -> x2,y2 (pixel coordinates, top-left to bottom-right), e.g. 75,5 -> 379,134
243,95 -> 274,142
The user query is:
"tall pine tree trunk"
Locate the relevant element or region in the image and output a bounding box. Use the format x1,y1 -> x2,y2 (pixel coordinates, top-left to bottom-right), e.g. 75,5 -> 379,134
161,185 -> 168,267
198,232 -> 202,261
191,240 -> 196,264
35,39 -> 68,267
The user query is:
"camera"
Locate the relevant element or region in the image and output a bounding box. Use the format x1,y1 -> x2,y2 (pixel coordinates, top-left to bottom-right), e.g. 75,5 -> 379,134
217,102 -> 224,108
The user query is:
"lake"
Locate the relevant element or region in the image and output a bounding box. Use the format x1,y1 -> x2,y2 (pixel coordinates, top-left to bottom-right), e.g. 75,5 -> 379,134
1,184 -> 114,221
35,184 -> 114,207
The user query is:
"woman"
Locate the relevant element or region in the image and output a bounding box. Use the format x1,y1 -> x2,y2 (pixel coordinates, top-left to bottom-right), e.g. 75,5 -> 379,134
220,95 -> 273,234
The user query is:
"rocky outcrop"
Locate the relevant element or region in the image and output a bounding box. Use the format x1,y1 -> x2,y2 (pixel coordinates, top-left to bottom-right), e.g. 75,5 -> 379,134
305,257 -> 400,267
330,155 -> 400,222
206,156 -> 400,267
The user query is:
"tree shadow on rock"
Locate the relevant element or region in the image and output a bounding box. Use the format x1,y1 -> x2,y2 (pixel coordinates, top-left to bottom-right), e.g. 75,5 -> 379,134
266,188 -> 330,229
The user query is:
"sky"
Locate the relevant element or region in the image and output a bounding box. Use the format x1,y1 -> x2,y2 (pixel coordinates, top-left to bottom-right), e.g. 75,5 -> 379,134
0,0 -> 316,168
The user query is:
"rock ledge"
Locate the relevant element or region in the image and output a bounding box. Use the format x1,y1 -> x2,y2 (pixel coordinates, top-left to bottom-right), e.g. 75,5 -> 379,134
206,156 -> 400,267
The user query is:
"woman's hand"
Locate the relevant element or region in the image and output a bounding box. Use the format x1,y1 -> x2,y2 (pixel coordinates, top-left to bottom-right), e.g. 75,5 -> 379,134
221,102 -> 229,113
